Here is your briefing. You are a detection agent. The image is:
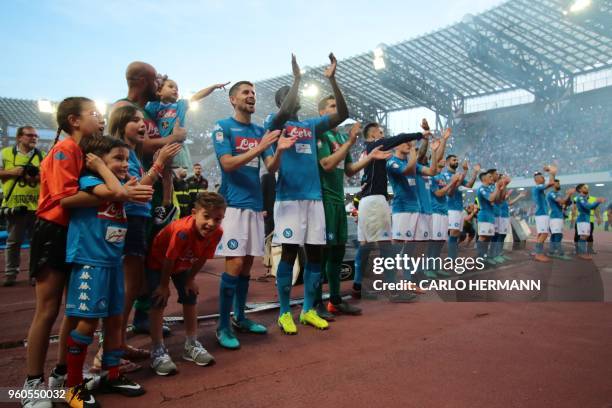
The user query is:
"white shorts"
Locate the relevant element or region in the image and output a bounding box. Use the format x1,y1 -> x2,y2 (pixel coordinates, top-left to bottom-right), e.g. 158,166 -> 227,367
497,217 -> 511,235
273,200 -> 326,245
216,207 -> 265,257
357,195 -> 392,242
478,222 -> 495,237
415,213 -> 432,241
391,212 -> 419,241
549,218 -> 564,234
577,222 -> 591,236
431,214 -> 448,241
535,215 -> 550,234
448,210 -> 464,231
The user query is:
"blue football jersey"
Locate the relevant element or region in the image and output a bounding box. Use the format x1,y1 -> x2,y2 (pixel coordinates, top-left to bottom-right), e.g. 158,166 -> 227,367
386,156 -> 420,214
264,113 -> 330,201
532,184 -> 549,216
212,117 -> 274,211
415,164 -> 432,215
66,174 -> 127,267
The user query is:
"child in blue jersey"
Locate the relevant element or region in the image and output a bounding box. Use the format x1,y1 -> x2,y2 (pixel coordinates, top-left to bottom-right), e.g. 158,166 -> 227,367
532,166 -> 556,262
211,80 -> 295,349
146,79 -> 229,168
574,183 -> 605,260
108,106 -> 181,361
266,53 -> 349,334
64,136 -> 153,406
547,179 -> 575,260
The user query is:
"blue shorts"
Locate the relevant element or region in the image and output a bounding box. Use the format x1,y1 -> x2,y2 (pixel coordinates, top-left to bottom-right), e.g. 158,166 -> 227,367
65,263 -> 125,318
147,268 -> 197,306
123,215 -> 148,257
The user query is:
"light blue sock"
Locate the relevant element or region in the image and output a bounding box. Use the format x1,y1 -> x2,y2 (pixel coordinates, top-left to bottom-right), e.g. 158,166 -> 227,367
577,239 -> 587,255
302,263 -> 321,312
489,234 -> 499,257
218,273 -> 238,330
276,260 -> 293,315
448,236 -> 458,260
234,275 -> 250,322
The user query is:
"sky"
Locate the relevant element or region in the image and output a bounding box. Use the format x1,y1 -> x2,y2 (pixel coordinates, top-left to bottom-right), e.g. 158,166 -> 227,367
0,0 -> 505,103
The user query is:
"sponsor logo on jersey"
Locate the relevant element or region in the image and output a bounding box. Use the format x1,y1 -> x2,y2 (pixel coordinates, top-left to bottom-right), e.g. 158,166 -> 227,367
159,108 -> 177,119
235,137 -> 260,152
215,131 -> 224,143
285,126 -> 313,140
98,202 -> 127,222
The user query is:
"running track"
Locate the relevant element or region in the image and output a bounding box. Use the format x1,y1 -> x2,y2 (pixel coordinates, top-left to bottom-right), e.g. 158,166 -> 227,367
0,230 -> 610,407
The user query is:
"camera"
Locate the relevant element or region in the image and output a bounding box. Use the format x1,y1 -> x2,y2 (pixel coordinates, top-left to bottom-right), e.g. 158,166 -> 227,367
22,164 -> 40,178
0,206 -> 28,218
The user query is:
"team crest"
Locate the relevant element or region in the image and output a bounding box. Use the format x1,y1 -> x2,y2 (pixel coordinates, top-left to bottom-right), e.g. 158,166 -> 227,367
283,228 -> 293,238
227,239 -> 239,250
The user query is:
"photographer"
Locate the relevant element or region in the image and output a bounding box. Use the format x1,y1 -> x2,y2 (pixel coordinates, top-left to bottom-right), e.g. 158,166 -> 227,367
0,126 -> 44,286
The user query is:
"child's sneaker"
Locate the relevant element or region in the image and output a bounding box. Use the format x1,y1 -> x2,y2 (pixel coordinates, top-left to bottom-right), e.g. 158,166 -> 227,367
183,340 -> 215,366
99,374 -> 145,397
21,377 -> 52,408
65,379 -> 99,408
151,348 -> 177,376
48,367 -> 66,389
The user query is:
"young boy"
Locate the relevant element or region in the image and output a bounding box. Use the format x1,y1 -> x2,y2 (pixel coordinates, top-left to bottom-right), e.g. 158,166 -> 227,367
147,192 -> 226,376
145,79 -> 229,168
64,136 -> 153,407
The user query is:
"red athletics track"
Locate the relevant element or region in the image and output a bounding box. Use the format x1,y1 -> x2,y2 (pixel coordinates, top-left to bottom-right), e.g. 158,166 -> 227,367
0,230 -> 611,407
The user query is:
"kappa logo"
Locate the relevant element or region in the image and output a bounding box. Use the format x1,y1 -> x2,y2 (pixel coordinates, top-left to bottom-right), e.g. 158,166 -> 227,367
283,228 -> 293,238
78,292 -> 90,301
78,303 -> 90,312
227,239 -> 239,250
78,282 -> 91,291
79,271 -> 92,280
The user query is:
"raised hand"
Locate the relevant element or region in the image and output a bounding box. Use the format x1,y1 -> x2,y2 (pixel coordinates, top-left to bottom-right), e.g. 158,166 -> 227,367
324,53 -> 337,79
430,139 -> 441,152
442,127 -> 452,140
85,153 -> 106,174
368,145 -> 392,160
259,129 -> 282,150
348,122 -> 361,144
473,163 -> 482,173
421,118 -> 430,131
292,53 -> 301,80
277,130 -> 297,151
214,82 -> 230,90
462,160 -> 469,172
155,143 -> 182,166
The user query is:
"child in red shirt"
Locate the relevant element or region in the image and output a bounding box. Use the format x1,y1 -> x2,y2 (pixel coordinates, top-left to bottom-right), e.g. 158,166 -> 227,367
147,192 -> 226,376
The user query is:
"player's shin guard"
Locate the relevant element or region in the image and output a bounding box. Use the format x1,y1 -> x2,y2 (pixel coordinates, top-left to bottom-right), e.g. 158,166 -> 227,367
234,275 -> 250,322
302,263 -> 321,312
276,261 -> 293,315
66,330 -> 93,387
219,273 -> 238,330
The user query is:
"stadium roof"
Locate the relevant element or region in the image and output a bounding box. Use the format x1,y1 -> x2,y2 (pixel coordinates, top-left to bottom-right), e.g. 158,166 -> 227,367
1,0 -> 611,130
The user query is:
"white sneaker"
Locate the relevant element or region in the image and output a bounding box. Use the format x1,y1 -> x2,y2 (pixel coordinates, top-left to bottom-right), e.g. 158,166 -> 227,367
183,340 -> 215,366
21,377 -> 52,408
151,349 -> 177,376
48,368 -> 66,389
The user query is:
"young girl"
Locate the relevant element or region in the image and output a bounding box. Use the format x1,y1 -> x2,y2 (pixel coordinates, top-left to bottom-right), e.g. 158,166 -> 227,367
107,105 -> 180,360
63,136 -> 152,407
23,97 -> 104,408
145,79 -> 228,168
